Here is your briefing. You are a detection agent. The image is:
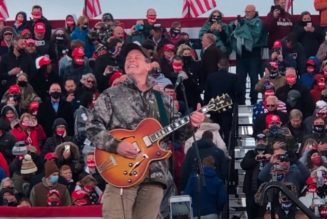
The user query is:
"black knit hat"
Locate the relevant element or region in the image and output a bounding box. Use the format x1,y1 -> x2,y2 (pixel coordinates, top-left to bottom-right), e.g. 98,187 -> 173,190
52,118 -> 68,130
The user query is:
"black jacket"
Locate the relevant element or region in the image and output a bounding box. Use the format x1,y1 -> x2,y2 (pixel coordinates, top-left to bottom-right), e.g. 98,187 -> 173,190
276,82 -> 314,118
37,98 -> 74,137
180,139 -> 227,190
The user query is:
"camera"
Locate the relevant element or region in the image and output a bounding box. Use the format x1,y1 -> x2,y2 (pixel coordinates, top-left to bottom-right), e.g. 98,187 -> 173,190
277,153 -> 289,162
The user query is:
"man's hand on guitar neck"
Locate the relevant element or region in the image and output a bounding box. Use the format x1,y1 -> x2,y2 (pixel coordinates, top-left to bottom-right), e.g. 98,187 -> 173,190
117,141 -> 139,158
190,103 -> 205,128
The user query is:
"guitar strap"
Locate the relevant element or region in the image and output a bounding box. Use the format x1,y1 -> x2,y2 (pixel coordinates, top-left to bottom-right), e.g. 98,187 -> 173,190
153,90 -> 169,127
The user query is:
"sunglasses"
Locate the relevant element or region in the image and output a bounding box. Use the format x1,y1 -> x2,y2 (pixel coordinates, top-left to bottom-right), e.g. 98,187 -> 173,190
4,32 -> 13,36
266,104 -> 276,107
87,80 -> 95,84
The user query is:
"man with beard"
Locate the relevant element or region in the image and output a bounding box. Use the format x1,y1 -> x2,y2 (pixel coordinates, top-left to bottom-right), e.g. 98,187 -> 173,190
276,67 -> 314,118
0,36 -> 35,97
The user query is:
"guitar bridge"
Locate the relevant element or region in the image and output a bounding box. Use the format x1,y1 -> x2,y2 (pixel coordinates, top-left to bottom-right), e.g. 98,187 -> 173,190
143,136 -> 152,147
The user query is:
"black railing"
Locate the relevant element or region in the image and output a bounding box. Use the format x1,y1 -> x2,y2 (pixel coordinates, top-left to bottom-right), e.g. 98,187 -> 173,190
260,181 -> 318,219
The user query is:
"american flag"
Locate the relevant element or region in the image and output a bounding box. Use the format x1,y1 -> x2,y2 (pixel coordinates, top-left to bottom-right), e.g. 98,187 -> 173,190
285,0 -> 293,13
182,0 -> 217,18
0,0 -> 9,20
83,0 -> 102,18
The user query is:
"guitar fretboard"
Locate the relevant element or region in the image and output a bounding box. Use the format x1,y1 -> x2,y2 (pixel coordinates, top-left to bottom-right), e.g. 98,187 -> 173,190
148,105 -> 211,143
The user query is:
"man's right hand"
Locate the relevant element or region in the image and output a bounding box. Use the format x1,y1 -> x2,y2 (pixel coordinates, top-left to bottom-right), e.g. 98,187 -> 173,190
273,9 -> 280,18
9,67 -> 21,76
117,141 -> 139,159
66,94 -> 75,102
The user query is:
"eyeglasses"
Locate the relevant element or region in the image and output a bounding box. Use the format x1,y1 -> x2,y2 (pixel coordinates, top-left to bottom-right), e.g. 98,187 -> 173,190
4,32 -> 13,36
266,104 -> 276,107
87,80 -> 95,84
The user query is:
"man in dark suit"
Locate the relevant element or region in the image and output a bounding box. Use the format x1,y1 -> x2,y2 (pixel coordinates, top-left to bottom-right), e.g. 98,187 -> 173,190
204,58 -> 238,143
37,83 -> 74,137
200,33 -> 223,91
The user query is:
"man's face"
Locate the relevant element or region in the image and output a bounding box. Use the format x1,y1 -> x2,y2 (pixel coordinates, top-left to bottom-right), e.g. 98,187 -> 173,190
124,50 -> 150,77
35,32 -> 45,40
15,39 -> 26,51
266,98 -> 277,112
64,80 -> 76,93
164,88 -> 177,100
113,27 -> 124,40
146,9 -> 157,24
3,32 -> 13,42
60,168 -> 72,181
49,84 -> 61,93
201,35 -> 211,48
32,8 -> 42,20
26,43 -> 36,54
290,117 -> 302,128
245,5 -> 256,19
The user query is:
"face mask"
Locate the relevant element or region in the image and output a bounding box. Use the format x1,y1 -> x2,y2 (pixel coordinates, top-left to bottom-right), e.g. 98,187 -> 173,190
182,56 -> 193,64
84,185 -> 93,193
318,81 -> 326,89
269,70 -> 279,79
48,201 -> 59,206
3,200 -> 17,206
311,156 -> 322,166
170,28 -> 181,37
135,24 -> 144,31
151,68 -> 161,78
276,173 -> 285,181
286,76 -> 296,86
281,201 -> 293,211
172,62 -> 183,72
307,66 -> 315,73
313,124 -> 325,134
17,48 -> 25,54
49,175 -> 59,184
82,25 -> 88,30
147,15 -> 156,24
73,57 -> 84,65
17,81 -> 27,87
50,91 -> 61,99
16,18 -> 24,25
321,206 -> 327,218
56,129 -> 65,136
55,35 -> 64,41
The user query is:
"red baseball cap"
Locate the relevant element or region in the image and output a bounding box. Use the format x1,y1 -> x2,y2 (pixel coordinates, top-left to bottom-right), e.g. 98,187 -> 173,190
35,56 -> 51,69
272,40 -> 282,49
8,84 -> 21,94
163,43 -> 175,52
34,22 -> 46,33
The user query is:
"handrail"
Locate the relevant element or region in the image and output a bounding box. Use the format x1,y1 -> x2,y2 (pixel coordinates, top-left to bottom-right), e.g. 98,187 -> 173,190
261,181 -> 318,219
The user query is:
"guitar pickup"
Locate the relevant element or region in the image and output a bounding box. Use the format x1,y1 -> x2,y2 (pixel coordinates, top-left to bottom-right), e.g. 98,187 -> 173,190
143,136 -> 152,147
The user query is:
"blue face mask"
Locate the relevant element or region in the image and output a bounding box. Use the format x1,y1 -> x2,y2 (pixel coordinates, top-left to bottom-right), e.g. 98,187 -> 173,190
281,201 -> 293,211
276,173 -> 285,182
135,24 -> 144,31
49,175 -> 59,184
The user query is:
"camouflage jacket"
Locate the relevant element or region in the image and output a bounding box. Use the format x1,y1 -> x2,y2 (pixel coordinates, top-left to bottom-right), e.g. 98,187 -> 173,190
86,76 -> 192,187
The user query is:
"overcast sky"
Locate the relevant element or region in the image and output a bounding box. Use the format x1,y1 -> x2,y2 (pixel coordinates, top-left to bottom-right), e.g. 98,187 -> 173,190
5,0 -> 317,20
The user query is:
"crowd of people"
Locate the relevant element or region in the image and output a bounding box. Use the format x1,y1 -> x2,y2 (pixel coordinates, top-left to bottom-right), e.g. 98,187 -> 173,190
0,0 -> 327,218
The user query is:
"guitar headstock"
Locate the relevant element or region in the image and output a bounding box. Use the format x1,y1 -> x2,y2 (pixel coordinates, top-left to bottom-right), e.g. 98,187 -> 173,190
205,94 -> 233,113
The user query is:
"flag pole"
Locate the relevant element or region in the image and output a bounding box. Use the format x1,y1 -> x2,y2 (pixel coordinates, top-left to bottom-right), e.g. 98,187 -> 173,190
291,0 -> 294,15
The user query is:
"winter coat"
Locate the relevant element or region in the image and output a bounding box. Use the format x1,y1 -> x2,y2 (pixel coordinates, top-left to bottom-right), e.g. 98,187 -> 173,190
70,27 -> 94,58
184,122 -> 227,157
184,166 -> 227,216
316,41 -> 327,62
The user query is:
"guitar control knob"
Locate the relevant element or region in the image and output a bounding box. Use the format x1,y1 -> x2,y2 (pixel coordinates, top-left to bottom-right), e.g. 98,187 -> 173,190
128,163 -> 133,167
123,171 -> 128,175
156,151 -> 161,156
133,171 -> 137,175
128,179 -> 132,183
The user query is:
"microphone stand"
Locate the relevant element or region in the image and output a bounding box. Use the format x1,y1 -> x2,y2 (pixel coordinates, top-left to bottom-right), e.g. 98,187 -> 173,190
179,79 -> 205,219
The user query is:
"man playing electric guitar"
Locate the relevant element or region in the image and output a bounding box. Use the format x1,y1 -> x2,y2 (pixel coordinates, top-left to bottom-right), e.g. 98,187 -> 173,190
86,42 -> 205,219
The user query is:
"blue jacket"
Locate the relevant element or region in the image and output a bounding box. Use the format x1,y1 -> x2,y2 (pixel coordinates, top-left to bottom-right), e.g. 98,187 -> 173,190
184,166 -> 227,216
71,27 -> 94,58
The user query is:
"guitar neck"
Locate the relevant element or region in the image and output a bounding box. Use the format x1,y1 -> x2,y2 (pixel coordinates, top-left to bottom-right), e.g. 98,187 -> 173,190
148,105 -> 211,143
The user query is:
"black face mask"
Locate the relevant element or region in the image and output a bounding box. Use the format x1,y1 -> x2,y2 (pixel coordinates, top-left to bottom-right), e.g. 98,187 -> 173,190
82,25 -> 88,30
182,56 -> 193,65
17,81 -> 27,87
170,28 -> 181,37
50,91 -> 61,99
313,124 -> 325,134
150,68 -> 161,78
269,71 -> 279,79
17,48 -> 25,54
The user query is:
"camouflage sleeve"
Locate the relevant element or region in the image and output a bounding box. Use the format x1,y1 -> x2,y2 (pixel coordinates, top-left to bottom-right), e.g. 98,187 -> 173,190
86,92 -> 120,153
